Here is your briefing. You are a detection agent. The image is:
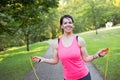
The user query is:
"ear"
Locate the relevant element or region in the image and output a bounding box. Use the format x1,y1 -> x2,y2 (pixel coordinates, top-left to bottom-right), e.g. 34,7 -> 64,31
72,24 -> 74,28
73,24 -> 75,28
61,25 -> 64,29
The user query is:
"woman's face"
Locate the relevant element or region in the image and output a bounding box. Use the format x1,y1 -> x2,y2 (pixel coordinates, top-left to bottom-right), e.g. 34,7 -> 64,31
61,18 -> 74,33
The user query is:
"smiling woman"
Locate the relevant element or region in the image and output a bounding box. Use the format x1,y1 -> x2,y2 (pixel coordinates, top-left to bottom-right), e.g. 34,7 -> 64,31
60,15 -> 74,34
32,14 -> 108,80
62,18 -> 74,33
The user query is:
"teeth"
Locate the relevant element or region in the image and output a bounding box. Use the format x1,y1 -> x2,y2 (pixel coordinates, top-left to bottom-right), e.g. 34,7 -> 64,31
66,27 -> 71,31
66,26 -> 72,28
67,27 -> 71,29
66,27 -> 70,29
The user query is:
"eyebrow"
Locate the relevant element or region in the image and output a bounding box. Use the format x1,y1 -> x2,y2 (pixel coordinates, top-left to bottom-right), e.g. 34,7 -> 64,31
63,21 -> 72,24
66,18 -> 72,21
63,18 -> 72,22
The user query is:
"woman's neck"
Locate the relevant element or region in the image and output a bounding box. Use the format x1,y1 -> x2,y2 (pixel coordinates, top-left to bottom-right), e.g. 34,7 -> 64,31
63,32 -> 74,38
62,33 -> 74,47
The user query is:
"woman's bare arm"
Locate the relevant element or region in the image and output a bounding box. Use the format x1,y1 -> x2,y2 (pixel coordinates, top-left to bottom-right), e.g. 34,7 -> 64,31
43,40 -> 59,64
35,40 -> 59,65
78,37 -> 99,62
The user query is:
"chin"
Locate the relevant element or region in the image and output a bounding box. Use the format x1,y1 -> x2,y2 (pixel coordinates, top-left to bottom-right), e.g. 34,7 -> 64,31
65,31 -> 72,34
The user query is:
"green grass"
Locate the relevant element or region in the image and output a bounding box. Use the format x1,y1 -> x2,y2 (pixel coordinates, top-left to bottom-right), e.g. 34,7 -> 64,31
78,26 -> 120,80
0,42 -> 49,80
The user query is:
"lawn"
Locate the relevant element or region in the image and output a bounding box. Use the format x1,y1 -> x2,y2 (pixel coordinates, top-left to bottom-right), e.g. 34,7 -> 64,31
78,26 -> 120,80
0,42 -> 49,80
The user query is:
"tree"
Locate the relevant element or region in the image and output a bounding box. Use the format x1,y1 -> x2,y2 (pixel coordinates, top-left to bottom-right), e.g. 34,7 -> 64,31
0,0 -> 59,51
58,0 -> 120,34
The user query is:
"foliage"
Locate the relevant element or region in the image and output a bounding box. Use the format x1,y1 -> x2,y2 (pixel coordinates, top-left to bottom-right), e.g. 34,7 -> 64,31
58,0 -> 120,33
0,0 -> 59,50
0,0 -> 120,51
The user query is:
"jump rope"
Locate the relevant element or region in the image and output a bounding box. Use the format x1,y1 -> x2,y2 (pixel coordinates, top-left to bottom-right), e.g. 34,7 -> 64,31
30,58 -> 40,80
30,48 -> 109,80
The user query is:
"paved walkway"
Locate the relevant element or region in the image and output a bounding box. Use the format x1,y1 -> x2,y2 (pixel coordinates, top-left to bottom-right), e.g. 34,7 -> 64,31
23,40 -> 103,80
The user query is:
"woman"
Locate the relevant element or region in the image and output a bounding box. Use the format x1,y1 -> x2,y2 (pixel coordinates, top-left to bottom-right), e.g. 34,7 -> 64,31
33,15 -> 108,80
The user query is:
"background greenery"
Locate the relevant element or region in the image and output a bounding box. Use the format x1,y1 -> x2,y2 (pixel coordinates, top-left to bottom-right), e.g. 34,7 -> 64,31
0,0 -> 120,80
0,0 -> 120,51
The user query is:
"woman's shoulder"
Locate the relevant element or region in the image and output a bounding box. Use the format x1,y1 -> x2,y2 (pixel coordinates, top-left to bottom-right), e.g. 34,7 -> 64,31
77,36 -> 84,42
77,36 -> 86,47
52,35 -> 63,49
52,39 -> 59,49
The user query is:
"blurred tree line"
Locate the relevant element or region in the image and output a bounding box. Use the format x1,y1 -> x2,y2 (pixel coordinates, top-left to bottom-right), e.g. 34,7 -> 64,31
0,0 -> 120,51
59,0 -> 120,33
0,0 -> 60,51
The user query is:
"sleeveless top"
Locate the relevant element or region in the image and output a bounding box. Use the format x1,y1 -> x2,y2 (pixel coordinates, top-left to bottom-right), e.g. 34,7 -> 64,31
57,35 -> 89,80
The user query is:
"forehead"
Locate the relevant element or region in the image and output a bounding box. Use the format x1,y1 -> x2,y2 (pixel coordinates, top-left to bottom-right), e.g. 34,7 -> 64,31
63,18 -> 72,22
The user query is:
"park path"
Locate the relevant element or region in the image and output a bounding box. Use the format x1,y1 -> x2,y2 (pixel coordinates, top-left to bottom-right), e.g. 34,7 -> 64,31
23,40 -> 103,80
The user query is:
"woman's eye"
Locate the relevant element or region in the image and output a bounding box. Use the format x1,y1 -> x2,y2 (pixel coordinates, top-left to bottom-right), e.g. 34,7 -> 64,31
63,22 -> 72,25
64,22 -> 67,24
69,22 -> 72,24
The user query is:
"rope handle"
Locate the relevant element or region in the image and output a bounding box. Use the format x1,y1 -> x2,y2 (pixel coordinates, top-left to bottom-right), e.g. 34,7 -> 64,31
98,48 -> 109,57
31,56 -> 41,62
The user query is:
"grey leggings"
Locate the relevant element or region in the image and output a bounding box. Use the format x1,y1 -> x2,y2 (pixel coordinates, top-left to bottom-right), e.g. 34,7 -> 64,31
64,72 -> 91,80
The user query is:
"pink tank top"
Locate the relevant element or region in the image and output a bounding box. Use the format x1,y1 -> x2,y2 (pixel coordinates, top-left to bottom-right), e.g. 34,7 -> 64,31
57,35 -> 89,80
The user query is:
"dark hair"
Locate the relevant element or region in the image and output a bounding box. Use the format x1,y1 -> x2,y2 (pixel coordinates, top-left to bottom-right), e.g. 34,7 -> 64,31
60,14 -> 74,26
60,15 -> 74,33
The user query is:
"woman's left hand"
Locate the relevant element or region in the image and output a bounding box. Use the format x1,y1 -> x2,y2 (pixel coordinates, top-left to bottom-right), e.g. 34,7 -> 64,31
97,48 -> 109,57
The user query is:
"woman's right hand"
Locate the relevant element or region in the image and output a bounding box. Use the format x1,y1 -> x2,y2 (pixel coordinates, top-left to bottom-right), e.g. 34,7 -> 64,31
31,56 -> 46,63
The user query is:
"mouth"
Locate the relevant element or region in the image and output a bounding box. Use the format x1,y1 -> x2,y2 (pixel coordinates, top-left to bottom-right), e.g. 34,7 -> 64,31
65,26 -> 72,31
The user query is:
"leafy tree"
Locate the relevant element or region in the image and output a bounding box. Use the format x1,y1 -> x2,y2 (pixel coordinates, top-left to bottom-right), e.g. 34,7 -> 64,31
0,0 -> 59,51
58,0 -> 120,34
43,9 -> 61,39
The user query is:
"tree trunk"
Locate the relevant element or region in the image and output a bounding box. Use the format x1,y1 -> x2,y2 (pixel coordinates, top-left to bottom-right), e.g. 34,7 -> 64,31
26,33 -> 29,51
95,26 -> 98,35
0,39 -> 4,51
